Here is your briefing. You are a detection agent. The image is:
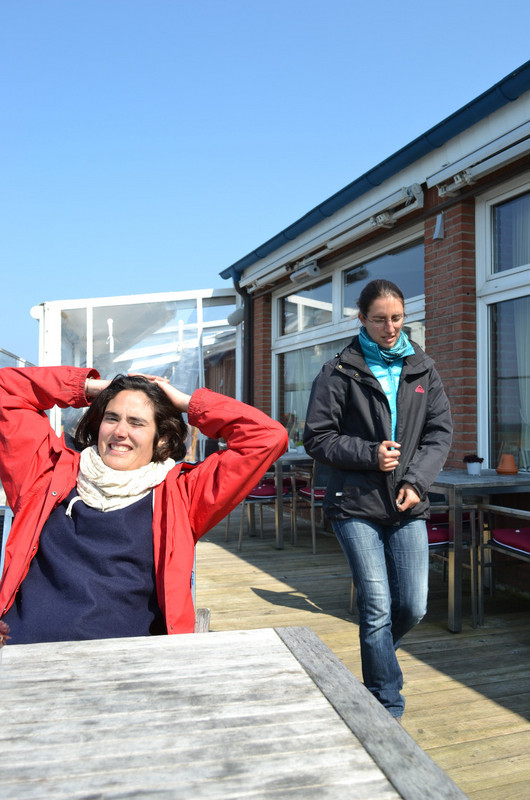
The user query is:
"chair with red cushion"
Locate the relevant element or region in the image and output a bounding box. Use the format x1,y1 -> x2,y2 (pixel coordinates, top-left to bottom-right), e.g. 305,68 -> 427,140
426,522 -> 450,546
237,476 -> 295,551
491,526 -> 530,554
291,460 -> 331,554
478,502 -> 530,624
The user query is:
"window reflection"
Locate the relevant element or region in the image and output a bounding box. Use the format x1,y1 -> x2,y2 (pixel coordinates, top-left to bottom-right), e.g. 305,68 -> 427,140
57,293 -> 237,462
343,241 -> 424,318
493,191 -> 530,273
279,339 -> 349,446
490,296 -> 530,470
281,278 -> 332,335
61,309 -> 87,368
93,301 -> 201,394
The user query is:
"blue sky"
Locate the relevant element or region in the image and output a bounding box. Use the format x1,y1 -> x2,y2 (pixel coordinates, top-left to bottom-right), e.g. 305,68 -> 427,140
2,0 -> 530,363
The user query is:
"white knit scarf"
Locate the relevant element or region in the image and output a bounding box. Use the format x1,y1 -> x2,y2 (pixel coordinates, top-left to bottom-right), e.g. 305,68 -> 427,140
77,446 -> 176,512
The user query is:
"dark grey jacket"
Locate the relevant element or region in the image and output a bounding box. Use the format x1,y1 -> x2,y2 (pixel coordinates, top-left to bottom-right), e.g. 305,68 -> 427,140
303,336 -> 453,524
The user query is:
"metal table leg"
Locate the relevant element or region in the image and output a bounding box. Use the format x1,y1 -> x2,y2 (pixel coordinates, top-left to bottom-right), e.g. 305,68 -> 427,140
274,460 -> 284,549
447,487 -> 463,633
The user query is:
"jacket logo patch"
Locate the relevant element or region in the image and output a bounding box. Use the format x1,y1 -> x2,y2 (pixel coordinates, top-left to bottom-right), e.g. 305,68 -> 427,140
415,385 -> 425,393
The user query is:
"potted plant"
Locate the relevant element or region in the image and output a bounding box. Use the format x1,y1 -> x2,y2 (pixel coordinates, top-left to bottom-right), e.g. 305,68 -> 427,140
463,454 -> 484,475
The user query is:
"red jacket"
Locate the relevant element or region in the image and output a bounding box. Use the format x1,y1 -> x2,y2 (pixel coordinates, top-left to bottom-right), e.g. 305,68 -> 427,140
0,367 -> 288,633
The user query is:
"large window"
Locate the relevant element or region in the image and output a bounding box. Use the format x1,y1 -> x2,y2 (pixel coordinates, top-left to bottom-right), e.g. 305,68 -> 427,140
274,235 -> 425,443
476,174 -> 530,470
278,339 -> 349,446
492,190 -> 530,273
489,296 -> 530,470
343,242 -> 424,317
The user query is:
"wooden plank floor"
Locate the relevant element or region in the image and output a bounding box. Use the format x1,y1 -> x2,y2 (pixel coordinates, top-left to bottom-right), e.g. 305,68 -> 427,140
195,506 -> 530,800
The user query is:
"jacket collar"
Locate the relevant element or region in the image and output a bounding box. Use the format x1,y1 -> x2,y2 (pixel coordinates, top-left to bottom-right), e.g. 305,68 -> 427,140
338,336 -> 433,375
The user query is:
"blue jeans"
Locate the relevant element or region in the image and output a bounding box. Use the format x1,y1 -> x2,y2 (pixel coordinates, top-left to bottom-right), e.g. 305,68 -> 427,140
333,517 -> 429,717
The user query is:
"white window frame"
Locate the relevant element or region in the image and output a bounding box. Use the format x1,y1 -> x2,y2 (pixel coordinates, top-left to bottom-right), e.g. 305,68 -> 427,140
271,225 -> 425,420
476,170 -> 530,464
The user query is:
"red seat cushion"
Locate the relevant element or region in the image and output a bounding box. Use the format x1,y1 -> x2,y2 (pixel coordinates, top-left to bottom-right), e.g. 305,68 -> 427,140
430,512 -> 449,524
254,477 -> 306,490
492,527 -> 530,555
298,487 -> 326,501
427,523 -> 449,546
430,510 -> 474,524
246,483 -> 290,499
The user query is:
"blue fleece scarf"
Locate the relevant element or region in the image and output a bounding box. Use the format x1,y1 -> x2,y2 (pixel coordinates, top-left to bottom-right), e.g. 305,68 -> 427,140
358,326 -> 415,365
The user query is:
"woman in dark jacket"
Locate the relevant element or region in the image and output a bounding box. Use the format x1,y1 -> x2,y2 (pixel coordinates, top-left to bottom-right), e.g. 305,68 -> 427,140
303,279 -> 452,720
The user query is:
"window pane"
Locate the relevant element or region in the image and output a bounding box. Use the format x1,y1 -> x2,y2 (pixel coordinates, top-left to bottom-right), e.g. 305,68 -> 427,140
343,241 -> 424,317
203,326 -> 236,397
403,319 -> 425,350
490,296 -> 530,470
279,338 -> 349,444
0,348 -> 33,368
202,297 -> 236,323
281,278 -> 332,335
92,301 -> 200,392
61,308 -> 88,368
492,191 -> 530,273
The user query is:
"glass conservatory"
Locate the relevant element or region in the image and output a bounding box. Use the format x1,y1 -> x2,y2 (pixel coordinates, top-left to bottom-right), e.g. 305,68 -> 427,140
31,288 -> 241,462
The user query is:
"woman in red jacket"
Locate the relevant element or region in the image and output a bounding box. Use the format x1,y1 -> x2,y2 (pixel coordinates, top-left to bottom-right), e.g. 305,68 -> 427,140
0,368 -> 288,643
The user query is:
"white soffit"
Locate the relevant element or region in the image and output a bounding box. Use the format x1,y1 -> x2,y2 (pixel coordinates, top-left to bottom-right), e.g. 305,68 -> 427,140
426,120 -> 530,192
239,183 -> 424,291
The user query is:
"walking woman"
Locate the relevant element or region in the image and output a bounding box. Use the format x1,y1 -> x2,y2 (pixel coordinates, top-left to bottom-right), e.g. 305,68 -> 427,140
0,368 -> 287,643
303,279 -> 452,720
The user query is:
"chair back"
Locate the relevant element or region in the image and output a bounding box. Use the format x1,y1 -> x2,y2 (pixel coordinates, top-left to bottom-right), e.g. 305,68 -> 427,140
312,461 -> 331,490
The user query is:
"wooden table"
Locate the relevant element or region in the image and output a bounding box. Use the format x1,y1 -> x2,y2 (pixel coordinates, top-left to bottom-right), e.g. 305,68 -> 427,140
430,469 -> 530,633
0,627 -> 467,799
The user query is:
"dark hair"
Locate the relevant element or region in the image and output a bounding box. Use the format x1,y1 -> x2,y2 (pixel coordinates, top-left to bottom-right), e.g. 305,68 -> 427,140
356,279 -> 405,318
75,374 -> 188,462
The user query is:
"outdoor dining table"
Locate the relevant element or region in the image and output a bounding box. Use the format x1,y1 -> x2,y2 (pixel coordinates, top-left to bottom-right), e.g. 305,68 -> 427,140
430,468 -> 530,633
0,626 -> 467,799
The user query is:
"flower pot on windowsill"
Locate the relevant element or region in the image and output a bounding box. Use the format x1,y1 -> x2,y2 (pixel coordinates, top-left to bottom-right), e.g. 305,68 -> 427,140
466,462 -> 482,476
496,454 -> 518,475
463,455 -> 483,476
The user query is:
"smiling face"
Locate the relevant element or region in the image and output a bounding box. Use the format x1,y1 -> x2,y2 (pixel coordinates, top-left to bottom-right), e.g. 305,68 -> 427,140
97,390 -> 158,471
359,294 -> 405,349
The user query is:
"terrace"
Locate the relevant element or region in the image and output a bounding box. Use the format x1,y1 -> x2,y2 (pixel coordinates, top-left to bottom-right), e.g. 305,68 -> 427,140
195,508 -> 530,800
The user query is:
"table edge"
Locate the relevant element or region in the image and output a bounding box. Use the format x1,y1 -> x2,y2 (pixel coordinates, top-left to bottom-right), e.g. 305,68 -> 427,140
275,626 -> 469,800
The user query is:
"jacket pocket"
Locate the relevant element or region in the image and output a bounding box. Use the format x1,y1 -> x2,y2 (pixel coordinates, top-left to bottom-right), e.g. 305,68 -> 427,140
324,470 -> 390,520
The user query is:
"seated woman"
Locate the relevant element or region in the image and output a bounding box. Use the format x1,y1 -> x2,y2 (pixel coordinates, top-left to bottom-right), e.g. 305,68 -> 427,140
0,367 -> 288,643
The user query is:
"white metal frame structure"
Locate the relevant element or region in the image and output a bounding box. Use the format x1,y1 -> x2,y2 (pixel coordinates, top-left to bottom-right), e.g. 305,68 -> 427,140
31,288 -> 241,460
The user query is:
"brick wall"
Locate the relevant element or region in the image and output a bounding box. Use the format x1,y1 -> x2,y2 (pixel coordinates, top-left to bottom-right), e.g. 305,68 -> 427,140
252,293 -> 273,415
424,197 -> 477,468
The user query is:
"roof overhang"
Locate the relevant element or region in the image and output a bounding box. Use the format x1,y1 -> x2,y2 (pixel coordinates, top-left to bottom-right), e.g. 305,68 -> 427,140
220,60 -> 530,287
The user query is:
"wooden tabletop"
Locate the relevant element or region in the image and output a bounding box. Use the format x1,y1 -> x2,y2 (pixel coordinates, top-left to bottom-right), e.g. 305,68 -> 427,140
0,626 -> 468,799
432,468 -> 530,492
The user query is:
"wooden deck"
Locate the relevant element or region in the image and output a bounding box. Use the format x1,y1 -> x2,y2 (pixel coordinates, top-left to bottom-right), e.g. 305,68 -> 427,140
195,507 -> 530,800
